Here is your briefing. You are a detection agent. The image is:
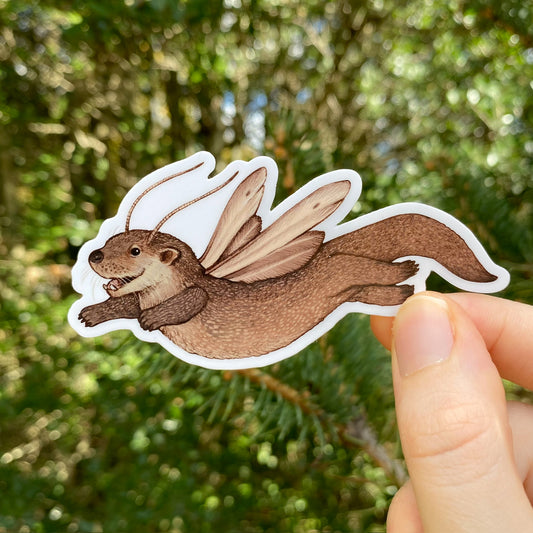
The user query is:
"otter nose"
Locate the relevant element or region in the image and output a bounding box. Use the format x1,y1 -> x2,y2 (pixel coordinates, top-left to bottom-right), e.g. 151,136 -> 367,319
89,250 -> 104,264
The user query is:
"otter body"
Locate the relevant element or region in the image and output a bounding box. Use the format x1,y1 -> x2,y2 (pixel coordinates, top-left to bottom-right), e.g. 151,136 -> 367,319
79,213 -> 496,360
159,249 -> 415,359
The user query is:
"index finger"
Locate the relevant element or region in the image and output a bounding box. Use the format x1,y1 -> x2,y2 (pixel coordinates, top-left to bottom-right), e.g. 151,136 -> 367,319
371,293 -> 533,389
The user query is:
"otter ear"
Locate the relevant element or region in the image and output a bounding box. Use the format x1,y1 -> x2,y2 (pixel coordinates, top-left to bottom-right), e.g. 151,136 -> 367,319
159,248 -> 181,265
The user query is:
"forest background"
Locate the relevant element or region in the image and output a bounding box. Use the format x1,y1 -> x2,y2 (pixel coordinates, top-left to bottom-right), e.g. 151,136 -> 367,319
1,0 -> 532,532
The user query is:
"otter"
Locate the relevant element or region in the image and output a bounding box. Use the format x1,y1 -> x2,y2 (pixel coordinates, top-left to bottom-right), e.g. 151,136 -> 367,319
74,154 -> 507,363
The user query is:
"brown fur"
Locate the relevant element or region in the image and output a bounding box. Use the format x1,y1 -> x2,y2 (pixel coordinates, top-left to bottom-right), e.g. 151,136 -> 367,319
79,213 -> 496,360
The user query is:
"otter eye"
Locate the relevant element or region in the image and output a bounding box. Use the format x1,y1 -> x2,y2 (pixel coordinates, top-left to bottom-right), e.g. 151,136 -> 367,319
130,247 -> 141,257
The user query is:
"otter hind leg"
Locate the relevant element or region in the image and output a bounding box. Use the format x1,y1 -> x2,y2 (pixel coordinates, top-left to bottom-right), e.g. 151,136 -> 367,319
337,284 -> 414,306
394,260 -> 419,281
364,258 -> 418,284
326,254 -> 419,285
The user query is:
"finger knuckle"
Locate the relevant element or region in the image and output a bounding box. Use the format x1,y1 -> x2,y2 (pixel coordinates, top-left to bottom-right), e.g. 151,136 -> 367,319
403,392 -> 496,464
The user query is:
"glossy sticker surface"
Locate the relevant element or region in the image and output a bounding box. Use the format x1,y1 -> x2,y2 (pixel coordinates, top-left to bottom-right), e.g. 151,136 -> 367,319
69,152 -> 509,369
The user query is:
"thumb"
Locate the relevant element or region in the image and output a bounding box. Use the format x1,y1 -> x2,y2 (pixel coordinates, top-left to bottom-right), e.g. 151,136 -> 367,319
391,292 -> 533,533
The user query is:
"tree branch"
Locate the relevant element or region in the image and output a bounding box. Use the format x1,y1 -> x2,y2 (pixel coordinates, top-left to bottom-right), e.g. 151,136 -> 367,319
233,367 -> 407,487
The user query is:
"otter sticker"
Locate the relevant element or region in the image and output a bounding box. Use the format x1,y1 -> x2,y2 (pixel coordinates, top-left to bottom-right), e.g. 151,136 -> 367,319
68,151 -> 509,369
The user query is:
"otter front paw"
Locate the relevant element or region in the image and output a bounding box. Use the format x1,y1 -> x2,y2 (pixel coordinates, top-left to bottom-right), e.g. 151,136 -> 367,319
79,304 -> 107,327
139,309 -> 161,331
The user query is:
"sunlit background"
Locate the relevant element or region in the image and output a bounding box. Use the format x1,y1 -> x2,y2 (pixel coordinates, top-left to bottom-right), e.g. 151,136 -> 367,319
1,1 -> 532,531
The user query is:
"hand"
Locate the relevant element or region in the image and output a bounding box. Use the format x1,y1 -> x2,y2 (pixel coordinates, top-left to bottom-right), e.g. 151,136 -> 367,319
371,292 -> 533,532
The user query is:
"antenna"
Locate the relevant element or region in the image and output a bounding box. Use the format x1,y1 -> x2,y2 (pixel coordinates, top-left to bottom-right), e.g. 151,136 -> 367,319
147,170 -> 240,242
125,161 -> 205,232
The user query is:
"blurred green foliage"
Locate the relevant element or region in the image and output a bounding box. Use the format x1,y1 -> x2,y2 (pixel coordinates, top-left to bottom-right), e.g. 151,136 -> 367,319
0,0 -> 532,531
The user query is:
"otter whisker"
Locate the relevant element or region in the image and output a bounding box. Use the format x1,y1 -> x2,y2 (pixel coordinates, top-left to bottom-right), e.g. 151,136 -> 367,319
80,265 -> 103,300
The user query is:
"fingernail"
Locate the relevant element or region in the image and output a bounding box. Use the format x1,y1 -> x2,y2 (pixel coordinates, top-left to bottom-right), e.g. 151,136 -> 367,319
393,295 -> 454,377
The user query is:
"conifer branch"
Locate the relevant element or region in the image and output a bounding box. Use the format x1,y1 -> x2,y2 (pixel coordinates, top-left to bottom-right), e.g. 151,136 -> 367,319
233,368 -> 407,487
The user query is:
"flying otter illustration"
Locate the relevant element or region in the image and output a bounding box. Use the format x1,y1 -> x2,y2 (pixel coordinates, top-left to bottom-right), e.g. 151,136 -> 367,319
69,152 -> 509,369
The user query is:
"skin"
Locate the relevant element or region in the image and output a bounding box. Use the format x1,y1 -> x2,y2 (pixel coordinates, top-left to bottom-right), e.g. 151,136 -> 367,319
370,292 -> 533,532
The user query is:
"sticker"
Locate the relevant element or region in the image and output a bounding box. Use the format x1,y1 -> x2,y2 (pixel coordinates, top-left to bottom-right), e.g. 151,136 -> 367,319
68,151 -> 509,369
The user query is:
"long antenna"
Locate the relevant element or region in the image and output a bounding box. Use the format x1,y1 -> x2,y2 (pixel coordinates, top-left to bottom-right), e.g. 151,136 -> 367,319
147,170 -> 240,242
125,161 -> 205,231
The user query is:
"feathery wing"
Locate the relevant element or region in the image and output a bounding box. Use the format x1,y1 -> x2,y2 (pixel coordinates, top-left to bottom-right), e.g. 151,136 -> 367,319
200,168 -> 267,269
206,180 -> 351,282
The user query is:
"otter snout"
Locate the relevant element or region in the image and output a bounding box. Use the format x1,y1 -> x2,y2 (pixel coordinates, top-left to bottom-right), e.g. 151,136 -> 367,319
89,250 -> 104,264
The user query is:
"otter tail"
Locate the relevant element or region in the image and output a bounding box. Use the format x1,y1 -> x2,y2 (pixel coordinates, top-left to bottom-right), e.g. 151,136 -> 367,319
324,204 -> 509,292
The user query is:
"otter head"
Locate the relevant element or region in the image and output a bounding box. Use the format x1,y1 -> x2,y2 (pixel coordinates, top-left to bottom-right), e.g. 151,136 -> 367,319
89,230 -> 203,298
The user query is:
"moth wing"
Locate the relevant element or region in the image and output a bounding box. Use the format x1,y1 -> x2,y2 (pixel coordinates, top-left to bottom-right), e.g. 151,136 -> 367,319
218,215 -> 262,262
207,180 -> 351,281
225,231 -> 325,283
200,167 -> 267,269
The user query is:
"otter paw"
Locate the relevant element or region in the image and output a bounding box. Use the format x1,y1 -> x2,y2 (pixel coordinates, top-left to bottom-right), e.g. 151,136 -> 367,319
398,284 -> 415,300
399,260 -> 419,278
139,309 -> 161,331
79,304 -> 105,327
